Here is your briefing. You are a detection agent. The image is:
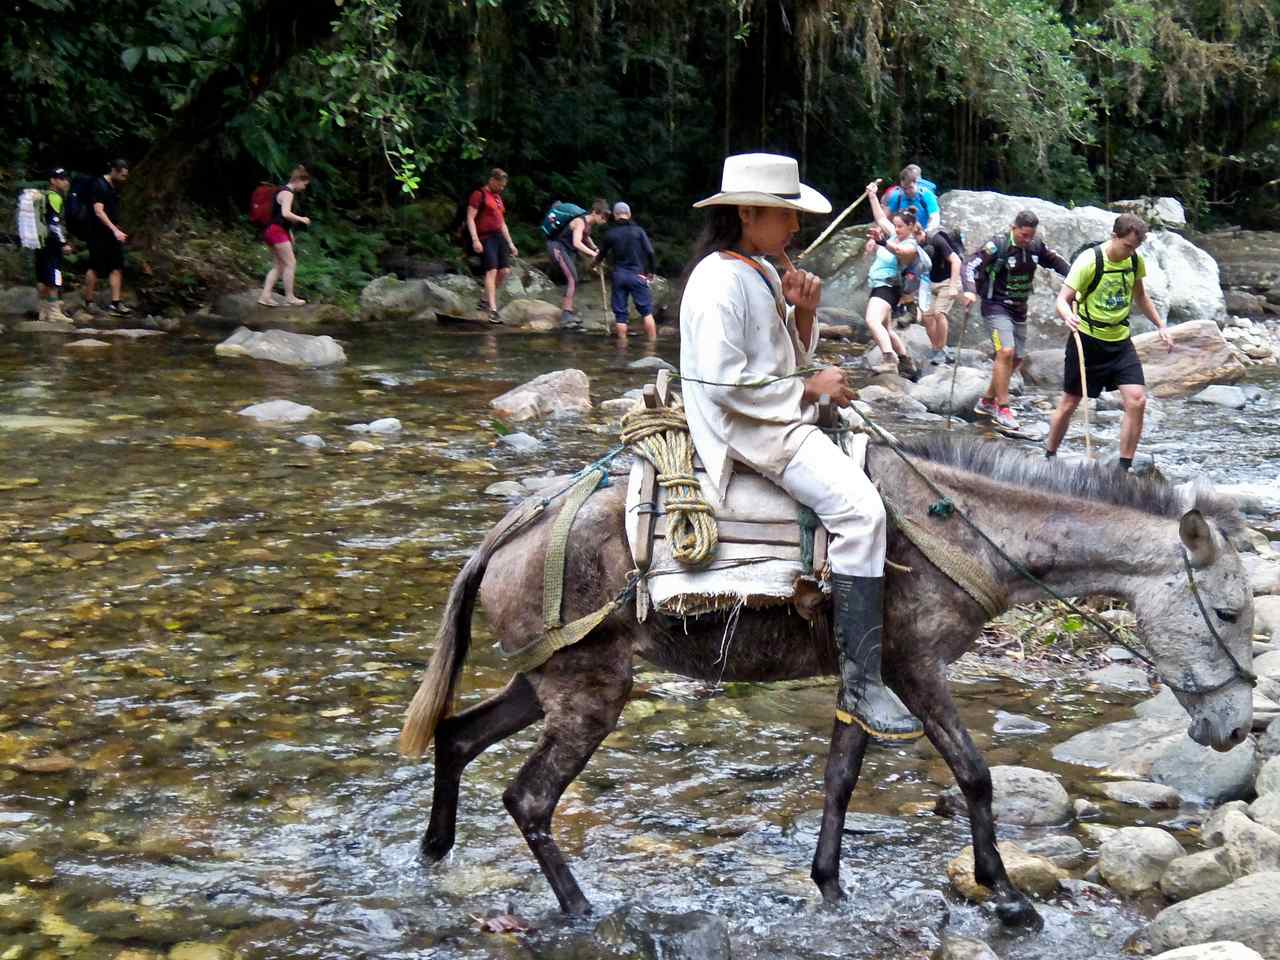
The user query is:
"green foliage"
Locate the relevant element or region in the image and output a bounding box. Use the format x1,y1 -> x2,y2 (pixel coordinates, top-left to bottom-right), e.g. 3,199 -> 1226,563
291,221 -> 384,308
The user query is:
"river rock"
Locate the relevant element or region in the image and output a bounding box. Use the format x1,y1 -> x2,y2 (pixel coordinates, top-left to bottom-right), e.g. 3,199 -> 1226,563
490,368 -> 591,422
1251,792 -> 1280,832
817,306 -> 871,342
1191,385 -> 1250,409
1020,347 -> 1065,388
1152,943 -> 1266,960
1134,320 -> 1246,397
1161,849 -> 1235,901
1255,598 -> 1280,639
595,906 -> 731,960
347,417 -> 402,435
1149,872 -> 1280,958
497,432 -> 543,453
1211,808 -> 1280,878
0,285 -> 38,315
629,356 -> 677,372
1099,781 -> 1182,808
294,434 -> 325,449
1022,834 -> 1087,869
1053,716 -> 1186,779
599,397 -> 638,415
484,481 -> 526,497
934,936 -> 999,960
858,386 -> 929,414
502,259 -> 556,299
237,400 -> 318,423
358,274 -> 463,321
211,291 -> 349,330
946,840 -> 1066,901
1086,663 -> 1152,692
1193,230 -> 1280,289
993,711 -> 1052,735
1261,719 -> 1280,762
1244,554 -> 1280,596
17,318 -> 77,332
1259,757 -> 1280,796
65,338 -> 112,352
907,365 -> 990,418
215,327 -> 346,368
935,764 -> 1072,826
346,440 -> 381,453
499,298 -> 562,330
1112,196 -> 1188,228
1151,734 -> 1258,804
1226,291 -> 1269,316
1098,826 -> 1185,895
940,191 -> 1224,348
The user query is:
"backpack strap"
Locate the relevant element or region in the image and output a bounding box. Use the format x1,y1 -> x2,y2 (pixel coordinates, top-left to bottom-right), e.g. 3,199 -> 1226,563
985,232 -> 1010,300
719,250 -> 786,321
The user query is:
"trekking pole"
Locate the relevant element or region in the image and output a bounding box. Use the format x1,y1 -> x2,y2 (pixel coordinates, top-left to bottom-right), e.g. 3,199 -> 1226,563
946,304 -> 972,430
599,267 -> 609,332
799,180 -> 882,260
1071,328 -> 1094,459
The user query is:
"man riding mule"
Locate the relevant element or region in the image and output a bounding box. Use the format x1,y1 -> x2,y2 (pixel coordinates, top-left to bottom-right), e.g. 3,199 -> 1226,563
399,165 -> 1255,927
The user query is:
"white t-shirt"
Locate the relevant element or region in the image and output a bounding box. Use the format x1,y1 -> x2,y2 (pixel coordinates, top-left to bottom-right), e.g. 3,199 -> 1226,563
679,252 -> 820,498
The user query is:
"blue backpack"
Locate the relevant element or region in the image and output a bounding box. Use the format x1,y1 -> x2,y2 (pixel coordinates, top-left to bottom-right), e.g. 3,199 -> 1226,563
540,201 -> 587,240
883,180 -> 937,224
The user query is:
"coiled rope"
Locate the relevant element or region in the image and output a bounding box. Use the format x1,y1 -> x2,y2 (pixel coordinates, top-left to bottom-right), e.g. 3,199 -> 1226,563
620,402 -> 719,566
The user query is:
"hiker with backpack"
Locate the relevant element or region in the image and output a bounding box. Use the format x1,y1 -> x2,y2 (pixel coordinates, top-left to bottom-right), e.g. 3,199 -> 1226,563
862,181 -> 921,379
253,164 -> 312,307
916,226 -> 965,365
74,159 -> 132,318
591,201 -> 657,341
882,164 -> 940,234
1044,213 -> 1173,470
962,210 -> 1072,432
17,167 -> 75,324
467,168 -> 517,323
544,198 -> 610,331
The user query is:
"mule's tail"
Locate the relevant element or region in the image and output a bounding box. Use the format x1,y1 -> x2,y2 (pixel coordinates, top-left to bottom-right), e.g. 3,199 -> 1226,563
399,544 -> 492,758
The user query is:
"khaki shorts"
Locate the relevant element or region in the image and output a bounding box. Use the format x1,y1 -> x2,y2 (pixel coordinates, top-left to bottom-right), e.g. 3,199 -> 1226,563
918,281 -> 958,320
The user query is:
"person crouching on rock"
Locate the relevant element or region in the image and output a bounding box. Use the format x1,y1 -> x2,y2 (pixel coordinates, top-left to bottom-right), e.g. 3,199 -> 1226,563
679,153 -> 923,740
259,165 -> 312,307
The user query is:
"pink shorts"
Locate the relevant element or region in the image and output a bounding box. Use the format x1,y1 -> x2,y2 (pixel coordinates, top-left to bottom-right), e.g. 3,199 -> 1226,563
263,224 -> 292,247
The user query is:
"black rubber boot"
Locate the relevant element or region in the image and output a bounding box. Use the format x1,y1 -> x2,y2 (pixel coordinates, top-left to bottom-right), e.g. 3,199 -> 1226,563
831,574 -> 923,740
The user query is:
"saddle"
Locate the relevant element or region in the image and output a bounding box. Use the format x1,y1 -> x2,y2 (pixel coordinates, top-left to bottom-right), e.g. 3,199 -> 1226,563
623,370 -> 867,618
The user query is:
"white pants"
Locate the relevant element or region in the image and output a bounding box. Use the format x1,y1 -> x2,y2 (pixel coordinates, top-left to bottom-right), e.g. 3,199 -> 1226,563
777,430 -> 886,577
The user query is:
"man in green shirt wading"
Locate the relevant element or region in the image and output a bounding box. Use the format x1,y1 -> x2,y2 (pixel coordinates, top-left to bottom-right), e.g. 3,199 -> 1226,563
1044,213 -> 1173,470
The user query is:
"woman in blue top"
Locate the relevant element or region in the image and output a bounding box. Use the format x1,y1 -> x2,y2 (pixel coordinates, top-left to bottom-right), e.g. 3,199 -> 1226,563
862,181 -> 918,376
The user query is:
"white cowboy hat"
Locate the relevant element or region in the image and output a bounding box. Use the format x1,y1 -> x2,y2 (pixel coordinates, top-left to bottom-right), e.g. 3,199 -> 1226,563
693,153 -> 831,214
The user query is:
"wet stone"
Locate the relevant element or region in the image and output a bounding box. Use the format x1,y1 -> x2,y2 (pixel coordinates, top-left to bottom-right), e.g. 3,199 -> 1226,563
1098,780 -> 1182,808
484,481 -> 526,498
1098,826 -> 1185,896
946,841 -> 1066,901
1023,834 -> 1087,869
1086,663 -> 1152,692
0,849 -> 55,884
594,906 -> 731,960
934,936 -> 998,960
498,431 -> 543,453
993,710 -> 1051,735
1150,735 -> 1258,804
627,356 -> 676,372
935,764 -> 1072,826
294,434 -> 325,449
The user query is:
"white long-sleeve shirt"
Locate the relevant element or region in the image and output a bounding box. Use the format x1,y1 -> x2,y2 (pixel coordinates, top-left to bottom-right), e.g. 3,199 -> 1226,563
679,252 -> 820,499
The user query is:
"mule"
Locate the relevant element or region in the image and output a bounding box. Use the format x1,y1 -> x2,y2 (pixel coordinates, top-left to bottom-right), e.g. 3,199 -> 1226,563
401,435 -> 1255,928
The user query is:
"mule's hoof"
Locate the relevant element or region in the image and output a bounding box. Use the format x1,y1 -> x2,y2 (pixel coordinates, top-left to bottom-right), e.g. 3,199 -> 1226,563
813,878 -> 845,905
419,831 -> 454,863
562,897 -> 594,916
994,896 -> 1043,931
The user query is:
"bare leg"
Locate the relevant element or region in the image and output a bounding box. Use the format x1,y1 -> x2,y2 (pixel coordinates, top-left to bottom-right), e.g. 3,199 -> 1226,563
1117,383 -> 1147,458
260,245 -> 285,302
84,269 -> 98,308
864,297 -> 896,358
810,718 -> 871,902
642,314 -> 657,340
421,675 -> 543,862
614,322 -> 628,341
986,347 -> 1016,405
278,243 -> 299,301
484,269 -> 498,312
922,311 -> 948,351
109,269 -> 123,302
1045,392 -> 1081,453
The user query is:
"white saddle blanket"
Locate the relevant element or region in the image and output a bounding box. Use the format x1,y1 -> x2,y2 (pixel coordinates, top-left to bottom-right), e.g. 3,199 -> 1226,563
624,433 -> 867,616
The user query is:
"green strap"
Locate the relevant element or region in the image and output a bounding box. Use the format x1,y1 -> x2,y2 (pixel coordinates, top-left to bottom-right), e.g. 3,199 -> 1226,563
883,497 -> 1007,618
542,466 -> 606,631
504,599 -> 623,674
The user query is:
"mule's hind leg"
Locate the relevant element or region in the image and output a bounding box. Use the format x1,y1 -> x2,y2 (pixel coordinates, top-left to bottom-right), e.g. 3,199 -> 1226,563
810,719 -> 871,903
422,675 -> 543,862
503,639 -> 632,915
895,669 -> 1043,931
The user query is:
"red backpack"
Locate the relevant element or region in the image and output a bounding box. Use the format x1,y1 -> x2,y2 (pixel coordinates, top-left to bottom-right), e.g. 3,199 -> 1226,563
249,183 -> 279,227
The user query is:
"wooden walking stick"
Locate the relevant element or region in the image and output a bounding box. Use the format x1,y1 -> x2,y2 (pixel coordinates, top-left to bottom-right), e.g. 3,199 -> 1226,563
1071,327 -> 1094,459
799,179 -> 883,260
599,267 -> 609,330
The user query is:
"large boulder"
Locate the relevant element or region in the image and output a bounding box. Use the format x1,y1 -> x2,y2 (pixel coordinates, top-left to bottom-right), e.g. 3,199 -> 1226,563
499,298 -> 562,331
1098,826 -> 1185,895
1160,849 -> 1235,901
215,327 -> 346,368
358,274 -> 465,321
1150,734 -> 1258,804
1111,197 -> 1188,229
1135,320 -> 1247,398
934,765 -> 1072,826
939,191 -> 1225,349
906,366 -> 990,418
1193,231 -> 1280,290
210,291 -> 350,330
1209,808 -> 1280,879
490,369 -> 592,422
0,285 -> 38,316
1149,872 -> 1280,959
1052,716 -> 1186,780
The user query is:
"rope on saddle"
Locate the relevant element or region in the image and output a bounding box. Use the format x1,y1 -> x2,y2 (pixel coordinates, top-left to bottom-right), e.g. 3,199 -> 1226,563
620,402 -> 719,567
882,496 -> 1007,619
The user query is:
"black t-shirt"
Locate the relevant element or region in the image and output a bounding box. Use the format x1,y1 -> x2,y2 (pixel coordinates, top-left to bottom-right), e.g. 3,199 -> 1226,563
598,222 -> 655,274
925,231 -> 961,284
90,176 -> 120,229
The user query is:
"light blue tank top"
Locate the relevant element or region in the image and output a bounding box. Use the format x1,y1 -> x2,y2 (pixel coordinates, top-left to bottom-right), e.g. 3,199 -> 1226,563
868,242 -> 909,288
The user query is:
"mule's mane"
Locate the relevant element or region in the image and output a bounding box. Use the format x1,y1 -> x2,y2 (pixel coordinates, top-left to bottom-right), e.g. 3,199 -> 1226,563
894,435 -> 1243,531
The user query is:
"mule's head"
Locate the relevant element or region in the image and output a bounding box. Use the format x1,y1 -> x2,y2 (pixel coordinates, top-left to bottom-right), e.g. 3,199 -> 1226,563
1130,509 -> 1254,752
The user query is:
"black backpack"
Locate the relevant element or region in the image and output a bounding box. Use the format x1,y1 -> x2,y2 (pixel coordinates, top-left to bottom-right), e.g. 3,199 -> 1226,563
1069,241 -> 1139,301
65,175 -> 97,239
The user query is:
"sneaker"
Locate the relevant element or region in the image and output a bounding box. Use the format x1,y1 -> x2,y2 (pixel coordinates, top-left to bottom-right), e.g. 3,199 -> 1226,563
72,308 -> 95,325
943,346 -> 956,363
107,302 -> 133,316
973,397 -> 998,418
898,354 -> 922,383
928,347 -> 946,366
560,310 -> 584,331
47,302 -> 74,324
993,406 -> 1021,431
486,308 -> 503,325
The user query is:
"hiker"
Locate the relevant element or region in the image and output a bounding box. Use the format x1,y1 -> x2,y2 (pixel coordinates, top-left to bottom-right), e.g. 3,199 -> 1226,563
467,168 -> 517,323
917,226 -> 965,365
81,159 -> 131,318
863,182 -> 920,379
962,210 -> 1071,431
546,198 -> 610,331
34,168 -> 74,324
592,201 -> 657,341
258,164 -> 312,307
882,164 -> 940,234
1045,213 -> 1173,470
680,152 -> 922,741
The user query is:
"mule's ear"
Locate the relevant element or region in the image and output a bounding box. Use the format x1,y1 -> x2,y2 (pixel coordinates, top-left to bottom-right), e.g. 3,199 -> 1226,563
1179,509 -> 1217,568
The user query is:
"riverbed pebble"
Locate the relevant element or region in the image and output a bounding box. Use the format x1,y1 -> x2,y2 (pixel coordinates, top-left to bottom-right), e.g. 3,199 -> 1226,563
1151,942 -> 1265,960
934,936 -> 999,960
498,431 -> 543,453
1149,872 -> 1280,958
946,841 -> 1066,901
1098,826 -> 1185,895
992,710 -> 1051,735
294,434 -> 326,449
346,440 -> 381,454
237,400 -> 318,423
935,764 -> 1072,825
347,417 -> 402,435
1098,780 -> 1182,808
594,906 -> 730,960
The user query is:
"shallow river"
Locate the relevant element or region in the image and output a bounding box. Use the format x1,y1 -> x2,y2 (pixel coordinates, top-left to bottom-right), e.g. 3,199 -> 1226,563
1,322 -> 1277,959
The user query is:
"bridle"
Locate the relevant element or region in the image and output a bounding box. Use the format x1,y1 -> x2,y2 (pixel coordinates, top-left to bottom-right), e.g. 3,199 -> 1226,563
1159,548 -> 1258,696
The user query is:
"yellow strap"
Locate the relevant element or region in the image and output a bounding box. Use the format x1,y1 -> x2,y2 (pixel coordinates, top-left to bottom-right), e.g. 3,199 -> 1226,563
542,467 -> 605,631
503,599 -> 622,674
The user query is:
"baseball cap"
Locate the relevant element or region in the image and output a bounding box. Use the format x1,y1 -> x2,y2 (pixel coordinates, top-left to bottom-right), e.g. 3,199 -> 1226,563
49,167 -> 69,179
612,201 -> 631,217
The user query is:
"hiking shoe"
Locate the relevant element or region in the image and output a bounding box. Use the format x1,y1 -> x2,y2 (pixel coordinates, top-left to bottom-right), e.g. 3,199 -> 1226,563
486,308 -> 503,325
47,302 -> 74,324
928,347 -> 947,366
560,310 -> 584,332
943,346 -> 956,363
873,350 -> 900,375
993,406 -> 1021,431
72,308 -> 95,325
107,302 -> 133,317
973,397 -> 998,418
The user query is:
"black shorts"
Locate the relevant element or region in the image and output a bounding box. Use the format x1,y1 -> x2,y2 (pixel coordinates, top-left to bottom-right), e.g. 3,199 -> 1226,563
87,230 -> 124,275
479,233 -> 509,272
35,246 -> 62,287
1062,333 -> 1144,398
869,284 -> 900,308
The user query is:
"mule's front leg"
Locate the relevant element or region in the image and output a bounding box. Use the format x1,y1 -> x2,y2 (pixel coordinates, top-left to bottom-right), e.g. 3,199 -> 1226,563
810,718 -> 870,903
896,672 -> 1043,931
